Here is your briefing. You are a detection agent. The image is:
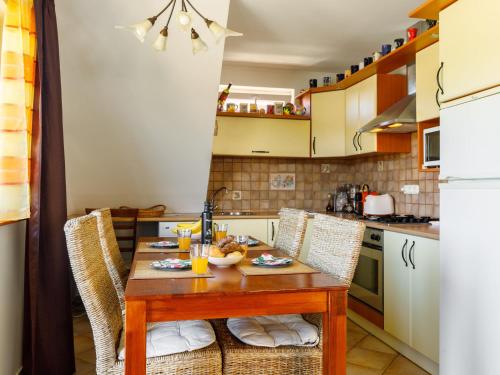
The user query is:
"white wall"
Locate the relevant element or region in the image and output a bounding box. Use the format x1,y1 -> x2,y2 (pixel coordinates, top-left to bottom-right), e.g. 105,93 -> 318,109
220,63 -> 335,96
0,222 -> 26,375
57,0 -> 230,214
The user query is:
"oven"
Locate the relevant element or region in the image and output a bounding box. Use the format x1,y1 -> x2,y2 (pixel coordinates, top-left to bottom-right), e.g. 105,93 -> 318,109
349,228 -> 384,312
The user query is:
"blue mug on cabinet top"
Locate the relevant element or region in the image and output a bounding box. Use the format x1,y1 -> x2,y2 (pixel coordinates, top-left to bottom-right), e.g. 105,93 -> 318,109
336,73 -> 345,82
381,44 -> 392,56
350,65 -> 359,74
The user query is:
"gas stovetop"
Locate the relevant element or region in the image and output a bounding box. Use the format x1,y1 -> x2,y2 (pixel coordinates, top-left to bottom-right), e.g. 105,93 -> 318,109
365,215 -> 438,225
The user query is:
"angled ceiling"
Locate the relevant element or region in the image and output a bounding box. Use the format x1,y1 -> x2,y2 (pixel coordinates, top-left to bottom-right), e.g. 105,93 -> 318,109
224,0 -> 422,71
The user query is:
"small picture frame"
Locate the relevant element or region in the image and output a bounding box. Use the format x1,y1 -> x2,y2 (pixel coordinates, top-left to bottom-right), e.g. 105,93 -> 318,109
270,173 -> 296,191
274,102 -> 284,115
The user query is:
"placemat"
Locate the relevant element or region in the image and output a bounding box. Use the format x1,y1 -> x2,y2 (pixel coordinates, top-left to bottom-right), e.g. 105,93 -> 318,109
130,261 -> 214,279
136,241 -> 189,254
237,259 -> 320,276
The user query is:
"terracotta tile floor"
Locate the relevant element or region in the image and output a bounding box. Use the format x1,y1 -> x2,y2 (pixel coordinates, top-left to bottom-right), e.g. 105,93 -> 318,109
73,316 -> 429,375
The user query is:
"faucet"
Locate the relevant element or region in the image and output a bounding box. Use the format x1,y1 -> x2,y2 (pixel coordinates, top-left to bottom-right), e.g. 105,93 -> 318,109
210,186 -> 230,211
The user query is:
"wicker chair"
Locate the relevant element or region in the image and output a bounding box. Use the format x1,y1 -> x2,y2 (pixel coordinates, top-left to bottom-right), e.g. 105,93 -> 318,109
90,208 -> 130,312
213,213 -> 365,375
273,208 -> 308,258
64,215 -> 222,375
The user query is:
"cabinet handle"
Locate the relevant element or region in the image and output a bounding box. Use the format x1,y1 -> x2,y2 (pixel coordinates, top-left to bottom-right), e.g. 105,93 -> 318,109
409,241 -> 416,269
436,62 -> 444,95
357,132 -> 363,151
352,133 -> 358,151
401,239 -> 408,267
271,222 -> 275,241
313,137 -> 316,155
252,150 -> 270,154
435,88 -> 441,109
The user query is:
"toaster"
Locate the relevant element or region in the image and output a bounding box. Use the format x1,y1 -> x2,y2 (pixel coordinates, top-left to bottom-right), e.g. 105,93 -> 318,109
363,194 -> 395,216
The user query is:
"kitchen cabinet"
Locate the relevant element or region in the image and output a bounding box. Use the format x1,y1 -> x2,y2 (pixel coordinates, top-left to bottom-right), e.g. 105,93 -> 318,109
267,218 -> 280,247
213,219 -> 268,243
384,231 -> 439,362
416,42 -> 440,121
311,91 -> 345,157
345,75 -> 410,156
439,0 -> 500,102
213,117 -> 310,158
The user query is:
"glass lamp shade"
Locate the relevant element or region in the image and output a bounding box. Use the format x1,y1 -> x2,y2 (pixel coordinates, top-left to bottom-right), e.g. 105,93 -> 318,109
191,28 -> 208,54
206,19 -> 242,43
115,17 -> 157,43
177,11 -> 193,31
153,27 -> 169,51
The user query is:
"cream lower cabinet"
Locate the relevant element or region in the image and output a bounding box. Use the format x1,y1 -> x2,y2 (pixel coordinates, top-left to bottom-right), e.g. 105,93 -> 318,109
384,231 -> 439,362
213,219 -> 268,243
440,0 -> 500,102
311,91 -> 345,157
213,117 -> 310,157
345,76 -> 378,156
416,42 -> 440,122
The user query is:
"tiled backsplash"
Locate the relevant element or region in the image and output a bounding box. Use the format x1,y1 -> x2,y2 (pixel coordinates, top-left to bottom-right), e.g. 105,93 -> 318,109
207,133 -> 440,217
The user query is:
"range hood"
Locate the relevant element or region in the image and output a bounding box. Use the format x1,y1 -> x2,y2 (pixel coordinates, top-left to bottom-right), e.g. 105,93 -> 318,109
358,93 -> 417,133
358,64 -> 417,134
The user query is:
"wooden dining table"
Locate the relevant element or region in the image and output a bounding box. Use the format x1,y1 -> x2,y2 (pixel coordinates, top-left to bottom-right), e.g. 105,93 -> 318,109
125,237 -> 349,375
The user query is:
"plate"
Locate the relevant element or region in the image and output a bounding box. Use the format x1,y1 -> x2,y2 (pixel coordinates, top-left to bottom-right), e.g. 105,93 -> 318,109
149,241 -> 178,249
251,253 -> 293,268
151,259 -> 191,271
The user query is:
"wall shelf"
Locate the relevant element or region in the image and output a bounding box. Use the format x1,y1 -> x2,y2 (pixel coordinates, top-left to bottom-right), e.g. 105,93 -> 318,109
296,25 -> 439,100
409,0 -> 458,20
216,112 -> 310,121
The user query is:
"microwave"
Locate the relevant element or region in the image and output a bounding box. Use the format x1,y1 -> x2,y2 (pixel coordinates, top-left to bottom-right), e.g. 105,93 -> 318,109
423,126 -> 440,168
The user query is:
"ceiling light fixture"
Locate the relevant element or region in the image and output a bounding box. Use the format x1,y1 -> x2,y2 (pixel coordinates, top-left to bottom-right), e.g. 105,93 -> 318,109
116,0 -> 242,55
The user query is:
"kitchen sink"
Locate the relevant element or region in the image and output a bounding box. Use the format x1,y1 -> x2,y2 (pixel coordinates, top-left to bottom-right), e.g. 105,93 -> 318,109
216,211 -> 254,216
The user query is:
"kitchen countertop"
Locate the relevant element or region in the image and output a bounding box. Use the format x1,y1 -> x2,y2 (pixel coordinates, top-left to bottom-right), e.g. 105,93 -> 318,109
140,211 -> 440,240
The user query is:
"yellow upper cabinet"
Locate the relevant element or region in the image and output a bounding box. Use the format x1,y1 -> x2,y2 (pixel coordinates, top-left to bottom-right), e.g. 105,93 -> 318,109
311,91 -> 346,158
440,0 -> 500,102
345,75 -> 378,155
213,116 -> 310,158
416,42 -> 440,122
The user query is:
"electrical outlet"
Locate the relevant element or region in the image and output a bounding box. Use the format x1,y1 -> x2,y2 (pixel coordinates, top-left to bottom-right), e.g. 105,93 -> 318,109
321,164 -> 331,173
401,185 -> 420,195
231,191 -> 242,200
377,161 -> 384,171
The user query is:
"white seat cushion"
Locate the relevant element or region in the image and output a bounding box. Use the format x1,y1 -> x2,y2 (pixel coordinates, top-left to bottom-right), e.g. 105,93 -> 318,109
118,320 -> 215,360
227,314 -> 319,348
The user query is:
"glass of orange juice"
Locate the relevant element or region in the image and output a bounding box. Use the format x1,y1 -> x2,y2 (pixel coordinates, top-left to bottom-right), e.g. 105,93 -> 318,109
190,244 -> 210,275
214,223 -> 228,242
177,229 -> 192,251
235,235 -> 249,258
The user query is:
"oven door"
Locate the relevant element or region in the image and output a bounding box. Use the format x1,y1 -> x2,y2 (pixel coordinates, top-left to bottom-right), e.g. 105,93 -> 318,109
349,244 -> 383,312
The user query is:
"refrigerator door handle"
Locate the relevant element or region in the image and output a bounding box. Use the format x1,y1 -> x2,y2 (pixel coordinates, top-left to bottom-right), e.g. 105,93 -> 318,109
409,241 -> 416,269
401,239 -> 408,267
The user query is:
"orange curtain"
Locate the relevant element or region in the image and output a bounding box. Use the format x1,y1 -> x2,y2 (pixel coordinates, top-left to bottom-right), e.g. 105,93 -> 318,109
0,0 -> 37,222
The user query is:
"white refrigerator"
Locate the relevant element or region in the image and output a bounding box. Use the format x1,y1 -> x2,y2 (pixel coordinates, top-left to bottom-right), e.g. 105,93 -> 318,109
440,87 -> 500,375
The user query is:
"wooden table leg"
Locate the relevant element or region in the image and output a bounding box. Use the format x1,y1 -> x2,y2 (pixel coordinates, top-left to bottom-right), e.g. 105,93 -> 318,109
323,290 -> 347,375
125,300 -> 147,375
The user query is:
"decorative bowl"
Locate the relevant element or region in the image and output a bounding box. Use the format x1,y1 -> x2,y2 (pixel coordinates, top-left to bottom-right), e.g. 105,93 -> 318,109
208,253 -> 244,268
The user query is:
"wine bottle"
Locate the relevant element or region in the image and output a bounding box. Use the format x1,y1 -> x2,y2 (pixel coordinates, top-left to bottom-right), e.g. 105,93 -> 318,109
201,201 -> 213,244
217,83 -> 232,112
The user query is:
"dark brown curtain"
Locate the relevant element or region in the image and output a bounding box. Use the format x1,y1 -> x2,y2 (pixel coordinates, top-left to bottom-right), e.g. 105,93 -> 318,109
23,0 -> 75,374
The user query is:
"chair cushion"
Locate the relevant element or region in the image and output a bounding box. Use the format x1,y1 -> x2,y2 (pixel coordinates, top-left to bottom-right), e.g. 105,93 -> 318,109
227,314 -> 319,348
117,320 -> 216,360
